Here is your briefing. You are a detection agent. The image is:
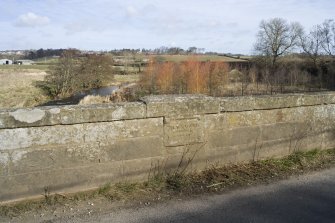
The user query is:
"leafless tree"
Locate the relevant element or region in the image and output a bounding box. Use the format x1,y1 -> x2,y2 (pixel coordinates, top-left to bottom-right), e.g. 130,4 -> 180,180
254,18 -> 303,67
79,54 -> 114,89
44,50 -> 114,98
45,49 -> 80,97
299,25 -> 324,67
320,19 -> 335,56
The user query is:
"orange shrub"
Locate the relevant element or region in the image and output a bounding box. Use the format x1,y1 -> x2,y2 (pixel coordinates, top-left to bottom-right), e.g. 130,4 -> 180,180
139,57 -> 229,96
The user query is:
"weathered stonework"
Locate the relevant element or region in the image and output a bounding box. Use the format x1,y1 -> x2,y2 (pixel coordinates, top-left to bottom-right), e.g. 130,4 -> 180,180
0,92 -> 335,202
141,94 -> 220,118
0,102 -> 146,129
164,118 -> 204,147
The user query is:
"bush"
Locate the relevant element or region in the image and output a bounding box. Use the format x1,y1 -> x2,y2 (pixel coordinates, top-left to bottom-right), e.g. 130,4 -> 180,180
138,57 -> 229,96
41,50 -> 114,98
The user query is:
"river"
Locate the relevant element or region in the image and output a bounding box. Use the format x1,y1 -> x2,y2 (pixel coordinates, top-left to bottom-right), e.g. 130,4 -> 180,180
40,85 -> 120,106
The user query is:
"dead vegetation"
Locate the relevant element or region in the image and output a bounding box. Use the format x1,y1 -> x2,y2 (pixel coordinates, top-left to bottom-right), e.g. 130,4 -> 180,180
1,148 -> 334,219
40,51 -> 114,99
138,59 -> 229,96
0,52 -> 334,109
0,71 -> 50,108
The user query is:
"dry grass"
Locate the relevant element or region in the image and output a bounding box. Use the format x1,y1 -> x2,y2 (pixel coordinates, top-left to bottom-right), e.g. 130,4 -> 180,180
0,71 -> 50,109
0,65 -> 49,72
0,69 -> 140,109
113,74 -> 139,84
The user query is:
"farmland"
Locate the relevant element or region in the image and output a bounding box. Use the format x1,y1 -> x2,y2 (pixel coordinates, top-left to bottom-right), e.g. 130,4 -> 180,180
0,54 -> 249,109
1,52 -> 331,109
0,69 -> 49,108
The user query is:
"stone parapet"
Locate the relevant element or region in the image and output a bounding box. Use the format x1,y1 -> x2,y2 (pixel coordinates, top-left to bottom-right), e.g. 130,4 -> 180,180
0,92 -> 335,202
0,102 -> 146,129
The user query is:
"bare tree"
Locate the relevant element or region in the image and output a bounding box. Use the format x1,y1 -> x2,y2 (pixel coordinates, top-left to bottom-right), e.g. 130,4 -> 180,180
79,54 -> 114,89
254,18 -> 303,67
43,50 -> 114,98
299,25 -> 324,67
320,19 -> 335,56
44,49 -> 80,98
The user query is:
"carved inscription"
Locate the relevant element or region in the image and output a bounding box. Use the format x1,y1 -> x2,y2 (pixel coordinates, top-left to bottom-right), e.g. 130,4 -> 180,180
164,118 -> 204,147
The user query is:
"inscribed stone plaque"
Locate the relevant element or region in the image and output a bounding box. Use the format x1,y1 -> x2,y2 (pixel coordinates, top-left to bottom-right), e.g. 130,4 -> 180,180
164,118 -> 204,147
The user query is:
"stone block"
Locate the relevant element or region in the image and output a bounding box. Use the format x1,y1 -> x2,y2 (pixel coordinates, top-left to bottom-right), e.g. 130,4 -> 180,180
226,111 -> 275,128
206,146 -> 239,165
204,113 -> 228,131
59,102 -> 146,125
219,92 -> 335,112
261,122 -> 307,141
7,143 -> 107,175
82,117 -> 163,143
164,145 -> 208,172
302,92 -> 335,106
206,130 -> 232,149
205,110 -> 282,131
0,161 -> 124,202
0,151 -> 9,176
253,94 -> 302,110
5,138 -> 163,176
105,136 -> 164,161
122,156 -> 165,182
141,94 -> 220,118
220,96 -> 255,112
230,126 -> 261,145
257,139 -> 291,159
1,156 -> 165,202
320,131 -> 335,149
206,143 -> 263,165
0,118 -> 163,151
0,125 -> 84,151
164,118 -> 204,147
0,102 -> 146,129
0,107 -> 62,129
207,126 -> 261,150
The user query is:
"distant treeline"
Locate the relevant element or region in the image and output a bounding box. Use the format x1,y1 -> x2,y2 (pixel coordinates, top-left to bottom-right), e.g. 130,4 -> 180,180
19,47 -> 246,60
108,47 -> 205,55
24,48 -> 65,60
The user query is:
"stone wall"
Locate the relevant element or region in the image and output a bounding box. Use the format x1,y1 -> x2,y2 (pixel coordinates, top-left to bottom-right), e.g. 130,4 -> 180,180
1,93 -> 335,202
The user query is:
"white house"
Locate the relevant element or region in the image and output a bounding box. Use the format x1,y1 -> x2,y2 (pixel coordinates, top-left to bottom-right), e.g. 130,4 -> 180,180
0,59 -> 13,65
15,60 -> 35,65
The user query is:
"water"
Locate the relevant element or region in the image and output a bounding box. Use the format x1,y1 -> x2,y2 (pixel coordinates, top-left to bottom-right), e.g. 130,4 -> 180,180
40,85 -> 120,106
89,85 -> 119,96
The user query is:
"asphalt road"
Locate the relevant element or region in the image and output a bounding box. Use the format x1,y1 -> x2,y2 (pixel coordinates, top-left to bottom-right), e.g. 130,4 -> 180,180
71,167 -> 335,223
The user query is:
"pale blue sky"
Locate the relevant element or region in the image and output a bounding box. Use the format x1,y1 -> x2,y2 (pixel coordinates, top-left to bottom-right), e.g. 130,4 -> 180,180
0,0 -> 334,54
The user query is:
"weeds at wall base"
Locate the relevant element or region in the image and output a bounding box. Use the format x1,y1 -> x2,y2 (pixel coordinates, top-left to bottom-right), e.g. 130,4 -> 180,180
1,148 -> 334,218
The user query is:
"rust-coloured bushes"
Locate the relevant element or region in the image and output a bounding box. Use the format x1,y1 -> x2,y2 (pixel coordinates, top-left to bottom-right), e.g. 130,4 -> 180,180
139,57 -> 229,96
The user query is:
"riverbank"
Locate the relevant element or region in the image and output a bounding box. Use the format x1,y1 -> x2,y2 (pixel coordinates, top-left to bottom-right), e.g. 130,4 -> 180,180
0,69 -> 139,109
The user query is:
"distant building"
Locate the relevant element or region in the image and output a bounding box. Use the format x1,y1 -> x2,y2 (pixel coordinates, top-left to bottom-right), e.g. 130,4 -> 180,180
0,59 -> 13,65
14,60 -> 35,65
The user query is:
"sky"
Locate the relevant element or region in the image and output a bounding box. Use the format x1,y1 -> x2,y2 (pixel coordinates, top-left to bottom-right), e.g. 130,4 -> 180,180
0,0 -> 334,54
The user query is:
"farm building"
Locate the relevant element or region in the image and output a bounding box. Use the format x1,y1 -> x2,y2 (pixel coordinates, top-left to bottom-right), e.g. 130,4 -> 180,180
14,60 -> 35,65
0,59 -> 13,65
